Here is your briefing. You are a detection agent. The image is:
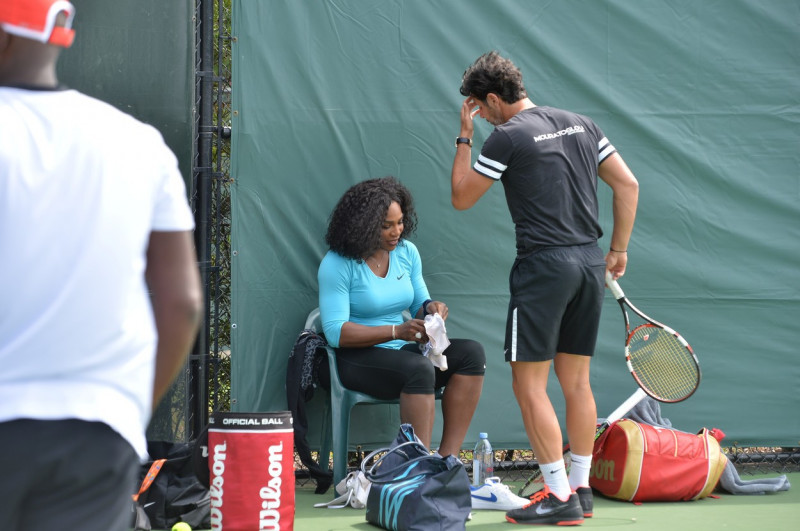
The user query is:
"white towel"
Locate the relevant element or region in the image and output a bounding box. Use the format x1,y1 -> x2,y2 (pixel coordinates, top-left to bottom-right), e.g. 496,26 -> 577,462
421,313 -> 449,371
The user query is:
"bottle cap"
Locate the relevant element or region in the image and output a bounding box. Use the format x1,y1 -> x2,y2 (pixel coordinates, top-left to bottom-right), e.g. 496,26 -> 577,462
479,432 -> 488,439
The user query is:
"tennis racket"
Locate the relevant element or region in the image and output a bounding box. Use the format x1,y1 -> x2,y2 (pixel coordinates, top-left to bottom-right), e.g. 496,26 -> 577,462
518,272 -> 701,497
605,271 -> 700,403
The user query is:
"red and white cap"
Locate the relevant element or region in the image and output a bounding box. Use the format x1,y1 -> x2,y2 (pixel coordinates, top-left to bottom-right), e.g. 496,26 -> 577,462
0,0 -> 76,48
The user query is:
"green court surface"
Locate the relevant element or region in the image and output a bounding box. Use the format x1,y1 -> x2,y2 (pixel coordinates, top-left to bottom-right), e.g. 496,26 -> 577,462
288,472 -> 799,531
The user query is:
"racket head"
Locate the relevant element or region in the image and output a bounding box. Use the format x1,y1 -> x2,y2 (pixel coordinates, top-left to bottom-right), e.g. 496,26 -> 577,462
626,323 -> 700,402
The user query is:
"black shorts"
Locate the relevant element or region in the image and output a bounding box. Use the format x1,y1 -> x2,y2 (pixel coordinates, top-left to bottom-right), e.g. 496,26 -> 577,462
336,338 -> 485,399
0,418 -> 139,531
504,244 -> 606,362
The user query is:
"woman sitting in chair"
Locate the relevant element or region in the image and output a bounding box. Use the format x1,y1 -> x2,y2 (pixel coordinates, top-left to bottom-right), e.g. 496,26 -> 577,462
318,176 -> 485,457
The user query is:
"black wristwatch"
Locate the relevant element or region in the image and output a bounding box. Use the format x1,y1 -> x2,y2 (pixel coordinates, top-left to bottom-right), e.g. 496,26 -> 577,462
455,137 -> 472,148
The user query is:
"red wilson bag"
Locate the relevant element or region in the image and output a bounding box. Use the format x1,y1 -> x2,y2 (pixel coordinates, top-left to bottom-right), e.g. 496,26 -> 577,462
208,411 -> 295,530
590,419 -> 728,502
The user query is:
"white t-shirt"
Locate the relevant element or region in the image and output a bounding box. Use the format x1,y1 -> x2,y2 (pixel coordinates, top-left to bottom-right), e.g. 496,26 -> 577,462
0,87 -> 195,458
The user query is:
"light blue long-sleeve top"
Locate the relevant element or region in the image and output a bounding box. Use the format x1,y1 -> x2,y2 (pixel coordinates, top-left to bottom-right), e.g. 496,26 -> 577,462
317,240 -> 430,348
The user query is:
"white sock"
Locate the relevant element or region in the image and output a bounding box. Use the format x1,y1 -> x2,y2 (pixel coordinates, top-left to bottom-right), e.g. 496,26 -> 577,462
539,460 -> 571,501
568,453 -> 592,490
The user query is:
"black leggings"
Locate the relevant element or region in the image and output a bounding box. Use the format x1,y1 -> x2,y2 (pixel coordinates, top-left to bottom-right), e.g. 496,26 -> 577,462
335,338 -> 485,400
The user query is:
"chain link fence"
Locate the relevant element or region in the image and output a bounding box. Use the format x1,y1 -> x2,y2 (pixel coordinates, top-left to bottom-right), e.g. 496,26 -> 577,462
204,0 -> 233,417
194,0 -> 233,429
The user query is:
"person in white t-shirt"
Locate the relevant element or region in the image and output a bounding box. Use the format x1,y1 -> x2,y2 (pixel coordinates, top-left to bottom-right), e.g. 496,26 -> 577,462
0,2 -> 203,530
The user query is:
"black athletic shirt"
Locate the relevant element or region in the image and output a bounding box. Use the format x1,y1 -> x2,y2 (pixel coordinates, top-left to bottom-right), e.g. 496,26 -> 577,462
474,106 -> 617,255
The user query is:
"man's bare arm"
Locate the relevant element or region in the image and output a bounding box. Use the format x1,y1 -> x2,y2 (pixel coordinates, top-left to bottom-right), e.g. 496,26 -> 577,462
451,97 -> 494,210
145,230 -> 203,410
598,153 -> 640,278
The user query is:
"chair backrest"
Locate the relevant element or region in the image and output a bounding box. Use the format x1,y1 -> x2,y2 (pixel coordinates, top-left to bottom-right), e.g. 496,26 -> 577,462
305,307 -> 322,332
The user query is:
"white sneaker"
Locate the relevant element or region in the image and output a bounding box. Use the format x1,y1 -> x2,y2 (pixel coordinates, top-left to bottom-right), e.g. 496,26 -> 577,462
470,477 -> 529,511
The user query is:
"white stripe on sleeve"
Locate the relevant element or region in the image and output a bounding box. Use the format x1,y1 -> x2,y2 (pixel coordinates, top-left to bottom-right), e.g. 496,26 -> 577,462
474,154 -> 506,181
598,137 -> 616,163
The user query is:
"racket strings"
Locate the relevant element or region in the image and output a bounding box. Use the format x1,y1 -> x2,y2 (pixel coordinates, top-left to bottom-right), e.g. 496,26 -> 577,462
627,327 -> 698,401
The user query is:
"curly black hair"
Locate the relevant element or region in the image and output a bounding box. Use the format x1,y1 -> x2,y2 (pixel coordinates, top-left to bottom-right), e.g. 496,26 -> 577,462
325,176 -> 418,261
460,51 -> 527,104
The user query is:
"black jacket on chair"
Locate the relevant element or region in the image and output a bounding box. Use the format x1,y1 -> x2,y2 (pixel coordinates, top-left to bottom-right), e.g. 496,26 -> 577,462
286,329 -> 333,494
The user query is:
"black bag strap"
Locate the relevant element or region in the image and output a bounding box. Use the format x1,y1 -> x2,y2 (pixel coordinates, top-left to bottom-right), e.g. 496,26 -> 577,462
361,441 -> 444,484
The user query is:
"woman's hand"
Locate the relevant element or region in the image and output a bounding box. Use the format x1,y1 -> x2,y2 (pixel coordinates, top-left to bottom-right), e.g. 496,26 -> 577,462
425,300 -> 449,320
397,319 -> 428,343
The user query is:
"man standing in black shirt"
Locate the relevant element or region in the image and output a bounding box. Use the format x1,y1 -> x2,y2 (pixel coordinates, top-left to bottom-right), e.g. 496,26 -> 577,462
450,51 -> 639,526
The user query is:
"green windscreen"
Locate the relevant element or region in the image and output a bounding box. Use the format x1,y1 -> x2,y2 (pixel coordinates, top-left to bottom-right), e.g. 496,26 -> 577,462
230,0 -> 799,448
59,0 -> 194,182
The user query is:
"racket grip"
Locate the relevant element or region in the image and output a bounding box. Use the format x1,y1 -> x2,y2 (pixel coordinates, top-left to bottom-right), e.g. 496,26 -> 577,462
605,271 -> 625,300
604,388 -> 647,425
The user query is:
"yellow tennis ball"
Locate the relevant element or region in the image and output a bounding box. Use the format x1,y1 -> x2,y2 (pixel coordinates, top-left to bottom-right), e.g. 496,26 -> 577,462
172,523 -> 192,531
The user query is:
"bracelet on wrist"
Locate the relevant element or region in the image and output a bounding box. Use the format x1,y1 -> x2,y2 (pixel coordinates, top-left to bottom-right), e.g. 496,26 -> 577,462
610,248 -> 627,253
392,324 -> 396,340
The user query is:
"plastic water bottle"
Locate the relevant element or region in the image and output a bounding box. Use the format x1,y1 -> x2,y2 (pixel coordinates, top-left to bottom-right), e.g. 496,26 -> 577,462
472,432 -> 494,486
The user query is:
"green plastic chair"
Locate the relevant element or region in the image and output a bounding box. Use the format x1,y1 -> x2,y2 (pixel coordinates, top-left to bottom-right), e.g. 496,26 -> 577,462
305,307 -> 441,486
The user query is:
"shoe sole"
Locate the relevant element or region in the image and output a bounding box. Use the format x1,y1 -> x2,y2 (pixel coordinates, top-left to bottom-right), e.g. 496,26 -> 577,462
472,497 -> 529,511
473,504 -> 528,511
505,515 -> 584,526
